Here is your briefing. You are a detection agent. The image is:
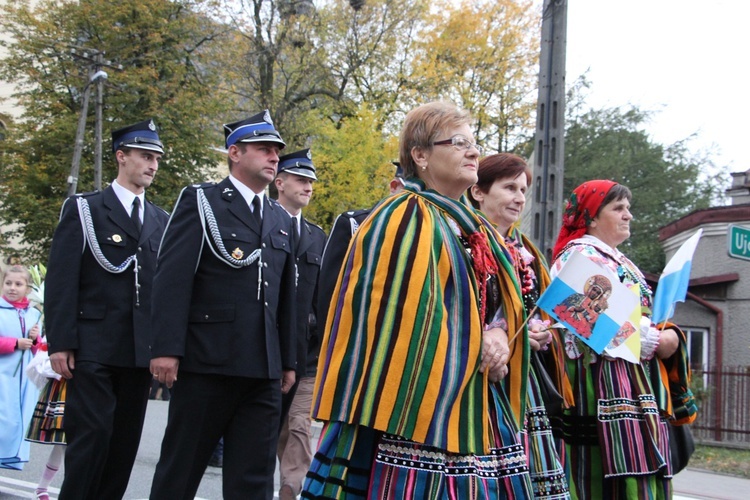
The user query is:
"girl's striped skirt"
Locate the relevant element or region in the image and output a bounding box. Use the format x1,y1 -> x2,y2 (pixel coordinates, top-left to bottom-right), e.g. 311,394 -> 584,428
26,378 -> 67,445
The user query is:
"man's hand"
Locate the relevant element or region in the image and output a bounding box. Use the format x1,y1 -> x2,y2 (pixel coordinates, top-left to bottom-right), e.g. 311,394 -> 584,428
281,370 -> 296,394
50,350 -> 76,379
150,356 -> 180,388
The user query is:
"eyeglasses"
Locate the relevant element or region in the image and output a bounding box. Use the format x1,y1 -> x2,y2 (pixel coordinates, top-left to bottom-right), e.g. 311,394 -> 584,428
432,135 -> 484,155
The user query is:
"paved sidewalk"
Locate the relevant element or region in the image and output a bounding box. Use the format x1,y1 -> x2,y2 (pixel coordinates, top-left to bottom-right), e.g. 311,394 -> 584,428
674,468 -> 750,500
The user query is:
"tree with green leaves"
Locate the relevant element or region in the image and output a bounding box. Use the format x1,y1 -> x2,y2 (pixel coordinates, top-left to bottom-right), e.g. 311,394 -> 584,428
303,104 -> 398,229
409,0 -> 539,153
564,92 -> 725,272
0,0 -> 228,261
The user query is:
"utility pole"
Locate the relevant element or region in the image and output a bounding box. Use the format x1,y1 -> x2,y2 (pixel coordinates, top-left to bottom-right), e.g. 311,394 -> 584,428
66,48 -> 111,196
94,52 -> 105,191
67,66 -> 94,197
531,0 -> 567,262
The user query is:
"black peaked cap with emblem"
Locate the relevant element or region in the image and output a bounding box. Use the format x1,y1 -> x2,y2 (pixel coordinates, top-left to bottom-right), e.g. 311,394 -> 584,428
278,148 -> 316,181
112,119 -> 164,154
223,110 -> 286,150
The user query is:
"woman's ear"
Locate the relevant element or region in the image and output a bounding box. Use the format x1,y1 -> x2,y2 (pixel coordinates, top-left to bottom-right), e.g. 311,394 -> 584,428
470,185 -> 484,203
411,146 -> 429,169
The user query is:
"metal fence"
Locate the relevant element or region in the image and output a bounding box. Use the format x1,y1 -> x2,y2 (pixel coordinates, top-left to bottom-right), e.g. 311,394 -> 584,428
690,366 -> 750,447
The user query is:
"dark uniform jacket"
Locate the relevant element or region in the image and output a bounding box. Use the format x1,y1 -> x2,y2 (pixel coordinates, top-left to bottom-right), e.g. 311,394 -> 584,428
150,178 -> 296,378
317,208 -> 372,337
292,216 -> 326,377
45,186 -> 169,368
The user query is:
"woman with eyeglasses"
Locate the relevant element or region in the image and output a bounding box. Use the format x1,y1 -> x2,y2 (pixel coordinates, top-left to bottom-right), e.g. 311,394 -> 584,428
302,101 -> 534,498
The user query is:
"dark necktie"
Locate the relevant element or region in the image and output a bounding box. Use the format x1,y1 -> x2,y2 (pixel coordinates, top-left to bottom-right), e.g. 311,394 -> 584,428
291,217 -> 299,253
252,195 -> 262,227
131,197 -> 142,233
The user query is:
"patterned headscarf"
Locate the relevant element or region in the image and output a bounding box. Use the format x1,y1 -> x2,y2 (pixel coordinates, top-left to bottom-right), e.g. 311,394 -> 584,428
552,180 -> 617,259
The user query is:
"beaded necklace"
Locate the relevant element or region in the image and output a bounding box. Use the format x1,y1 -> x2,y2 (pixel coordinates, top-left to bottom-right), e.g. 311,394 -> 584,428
616,259 -> 653,308
505,235 -> 539,313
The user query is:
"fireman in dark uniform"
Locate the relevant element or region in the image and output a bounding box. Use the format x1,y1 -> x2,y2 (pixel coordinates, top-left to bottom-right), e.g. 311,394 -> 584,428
149,110 -> 297,500
272,148 -> 326,500
45,119 -> 169,499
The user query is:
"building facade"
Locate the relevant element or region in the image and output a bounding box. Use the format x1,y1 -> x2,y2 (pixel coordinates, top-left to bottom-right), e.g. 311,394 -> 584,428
659,169 -> 750,370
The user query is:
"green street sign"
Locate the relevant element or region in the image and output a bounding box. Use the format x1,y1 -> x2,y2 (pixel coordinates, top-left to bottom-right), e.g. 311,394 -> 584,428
728,224 -> 750,261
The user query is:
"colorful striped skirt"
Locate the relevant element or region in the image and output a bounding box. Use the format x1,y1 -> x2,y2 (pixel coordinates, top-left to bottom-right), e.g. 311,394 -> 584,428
302,384 -> 533,499
25,378 -> 67,445
524,366 -> 569,499
562,356 -> 672,499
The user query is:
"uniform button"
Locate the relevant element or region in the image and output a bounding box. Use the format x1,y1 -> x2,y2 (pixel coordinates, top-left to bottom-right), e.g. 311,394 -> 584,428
138,265 -> 142,270
231,233 -> 237,237
262,243 -> 266,248
138,247 -> 143,252
264,281 -> 269,287
263,262 -> 268,268
264,302 -> 268,307
205,314 -> 210,320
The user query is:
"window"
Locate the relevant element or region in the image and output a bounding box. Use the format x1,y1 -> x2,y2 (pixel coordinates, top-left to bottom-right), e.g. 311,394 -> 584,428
685,327 -> 709,386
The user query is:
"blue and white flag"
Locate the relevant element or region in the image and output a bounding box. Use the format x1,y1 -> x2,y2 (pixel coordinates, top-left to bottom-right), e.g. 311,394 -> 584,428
651,229 -> 703,324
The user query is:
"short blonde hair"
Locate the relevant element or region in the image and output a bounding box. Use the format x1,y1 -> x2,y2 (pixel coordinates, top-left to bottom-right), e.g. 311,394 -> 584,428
1,265 -> 31,285
398,101 -> 472,178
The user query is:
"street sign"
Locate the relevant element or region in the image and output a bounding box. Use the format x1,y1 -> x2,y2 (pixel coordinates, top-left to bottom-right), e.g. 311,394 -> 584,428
728,224 -> 750,261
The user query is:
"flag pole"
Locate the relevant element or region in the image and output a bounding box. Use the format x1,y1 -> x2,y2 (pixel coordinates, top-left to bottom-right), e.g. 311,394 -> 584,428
508,305 -> 538,347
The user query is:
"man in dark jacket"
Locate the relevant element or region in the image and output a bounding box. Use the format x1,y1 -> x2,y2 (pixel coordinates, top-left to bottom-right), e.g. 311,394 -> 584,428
272,148 -> 326,500
149,110 -> 297,500
317,163 -> 404,332
45,119 -> 169,499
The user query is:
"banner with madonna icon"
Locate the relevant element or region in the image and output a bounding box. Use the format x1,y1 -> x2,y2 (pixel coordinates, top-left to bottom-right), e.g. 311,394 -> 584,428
537,251 -> 640,354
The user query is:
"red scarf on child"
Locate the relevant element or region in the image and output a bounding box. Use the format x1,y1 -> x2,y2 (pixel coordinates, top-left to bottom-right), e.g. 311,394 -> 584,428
2,296 -> 30,310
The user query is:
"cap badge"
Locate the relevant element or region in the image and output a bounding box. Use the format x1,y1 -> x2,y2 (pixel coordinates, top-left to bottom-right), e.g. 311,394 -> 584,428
148,120 -> 156,131
306,150 -> 312,160
112,234 -> 123,243
231,247 -> 244,259
264,110 -> 273,125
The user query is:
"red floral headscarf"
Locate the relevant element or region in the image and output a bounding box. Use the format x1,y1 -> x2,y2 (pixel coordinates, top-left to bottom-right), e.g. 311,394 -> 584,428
552,180 -> 617,259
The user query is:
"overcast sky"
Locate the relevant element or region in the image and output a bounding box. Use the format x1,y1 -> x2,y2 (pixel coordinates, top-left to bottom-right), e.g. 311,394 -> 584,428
565,0 -> 747,173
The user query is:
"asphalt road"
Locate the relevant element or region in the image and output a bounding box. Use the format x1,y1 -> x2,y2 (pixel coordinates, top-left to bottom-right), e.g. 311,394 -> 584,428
0,400 -> 240,499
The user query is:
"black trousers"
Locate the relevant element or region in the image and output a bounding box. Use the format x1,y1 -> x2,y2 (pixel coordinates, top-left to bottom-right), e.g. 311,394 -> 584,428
150,372 -> 281,500
59,362 -> 151,500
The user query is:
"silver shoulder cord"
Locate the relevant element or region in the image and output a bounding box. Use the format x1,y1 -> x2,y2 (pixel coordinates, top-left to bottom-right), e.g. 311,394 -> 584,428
196,188 -> 264,299
76,197 -> 141,306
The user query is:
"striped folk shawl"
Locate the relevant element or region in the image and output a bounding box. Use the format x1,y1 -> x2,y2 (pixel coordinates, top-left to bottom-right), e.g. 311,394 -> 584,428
311,180 -> 529,455
512,227 -> 575,408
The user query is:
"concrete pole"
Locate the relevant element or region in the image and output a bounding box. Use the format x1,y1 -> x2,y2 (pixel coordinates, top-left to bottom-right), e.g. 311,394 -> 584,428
530,0 -> 567,262
66,71 -> 93,196
94,52 -> 104,191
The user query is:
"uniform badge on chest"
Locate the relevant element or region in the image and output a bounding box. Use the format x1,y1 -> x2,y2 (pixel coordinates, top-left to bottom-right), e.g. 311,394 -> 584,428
231,247 -> 244,259
112,234 -> 123,243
